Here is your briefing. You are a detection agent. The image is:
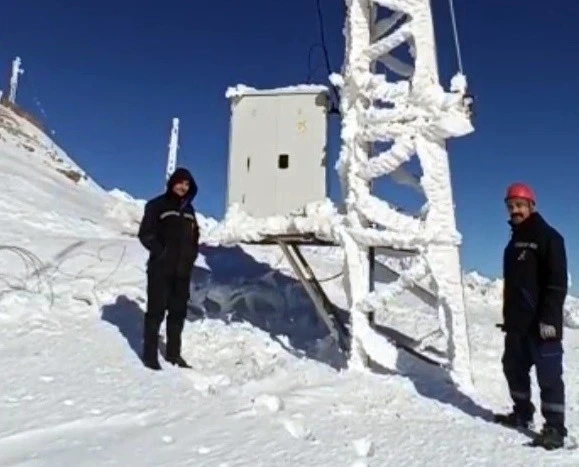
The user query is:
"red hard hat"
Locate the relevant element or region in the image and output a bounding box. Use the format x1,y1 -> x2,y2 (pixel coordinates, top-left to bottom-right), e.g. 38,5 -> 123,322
505,183 -> 535,203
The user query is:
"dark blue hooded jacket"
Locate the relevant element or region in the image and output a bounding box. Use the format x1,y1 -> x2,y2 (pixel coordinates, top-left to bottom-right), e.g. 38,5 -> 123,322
137,167 -> 200,277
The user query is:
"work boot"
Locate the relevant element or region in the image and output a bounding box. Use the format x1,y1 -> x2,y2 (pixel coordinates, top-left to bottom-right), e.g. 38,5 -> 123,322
142,318 -> 162,370
494,411 -> 534,429
166,355 -> 192,368
142,353 -> 162,370
495,399 -> 535,428
531,425 -> 566,450
165,319 -> 190,368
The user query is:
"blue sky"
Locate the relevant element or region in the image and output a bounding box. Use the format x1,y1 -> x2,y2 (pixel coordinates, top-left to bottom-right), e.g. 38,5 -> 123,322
1,0 -> 578,291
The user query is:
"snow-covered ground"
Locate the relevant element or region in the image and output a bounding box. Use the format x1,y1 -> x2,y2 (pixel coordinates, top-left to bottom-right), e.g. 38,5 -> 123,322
1,104 -> 579,466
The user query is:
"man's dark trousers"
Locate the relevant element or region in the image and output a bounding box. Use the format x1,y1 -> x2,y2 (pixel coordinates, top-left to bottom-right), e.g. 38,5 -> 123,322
502,332 -> 565,431
143,270 -> 190,361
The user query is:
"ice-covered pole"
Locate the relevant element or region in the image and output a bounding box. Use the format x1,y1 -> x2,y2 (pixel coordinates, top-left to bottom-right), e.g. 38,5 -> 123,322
336,0 -> 474,390
8,57 -> 24,104
335,0 -> 374,371
415,0 -> 474,391
165,117 -> 179,181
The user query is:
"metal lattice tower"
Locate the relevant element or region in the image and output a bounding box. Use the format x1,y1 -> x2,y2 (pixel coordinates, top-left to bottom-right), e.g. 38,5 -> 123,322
336,0 -> 474,389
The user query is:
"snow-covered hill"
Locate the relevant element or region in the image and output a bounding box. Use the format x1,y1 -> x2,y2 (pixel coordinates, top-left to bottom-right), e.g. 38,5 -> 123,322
1,102 -> 578,465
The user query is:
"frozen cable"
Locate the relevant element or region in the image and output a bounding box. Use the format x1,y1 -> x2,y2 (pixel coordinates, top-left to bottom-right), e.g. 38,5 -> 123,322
448,0 -> 464,74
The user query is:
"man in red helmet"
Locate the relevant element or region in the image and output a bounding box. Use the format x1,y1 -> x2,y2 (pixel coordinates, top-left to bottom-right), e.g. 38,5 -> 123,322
494,182 -> 568,449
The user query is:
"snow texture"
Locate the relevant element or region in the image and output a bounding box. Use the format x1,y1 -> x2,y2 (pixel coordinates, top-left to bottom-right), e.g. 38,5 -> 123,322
1,101 -> 579,464
207,200 -> 341,246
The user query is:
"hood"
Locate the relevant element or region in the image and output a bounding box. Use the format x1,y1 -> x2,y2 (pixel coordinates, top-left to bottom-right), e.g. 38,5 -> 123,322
166,167 -> 198,201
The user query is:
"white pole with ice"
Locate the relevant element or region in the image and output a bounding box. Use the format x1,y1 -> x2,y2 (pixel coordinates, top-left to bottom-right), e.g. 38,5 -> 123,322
166,117 -> 180,181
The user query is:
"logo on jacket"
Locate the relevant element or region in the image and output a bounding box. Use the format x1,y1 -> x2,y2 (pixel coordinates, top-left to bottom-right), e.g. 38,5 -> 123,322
514,241 -> 537,249
517,250 -> 527,261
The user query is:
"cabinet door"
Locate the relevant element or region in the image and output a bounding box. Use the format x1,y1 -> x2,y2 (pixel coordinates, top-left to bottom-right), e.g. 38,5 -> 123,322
227,101 -> 249,208
243,97 -> 278,217
276,95 -> 326,215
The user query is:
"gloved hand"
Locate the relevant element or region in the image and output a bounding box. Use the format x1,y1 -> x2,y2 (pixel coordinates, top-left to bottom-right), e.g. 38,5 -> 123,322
539,323 -> 556,339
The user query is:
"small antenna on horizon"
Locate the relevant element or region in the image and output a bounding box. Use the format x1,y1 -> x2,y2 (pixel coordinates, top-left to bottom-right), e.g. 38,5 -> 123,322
8,57 -> 24,104
165,117 -> 179,182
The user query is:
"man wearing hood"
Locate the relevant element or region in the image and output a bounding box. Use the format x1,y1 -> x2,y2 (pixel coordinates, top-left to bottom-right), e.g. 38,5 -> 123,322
495,183 -> 568,449
137,167 -> 200,370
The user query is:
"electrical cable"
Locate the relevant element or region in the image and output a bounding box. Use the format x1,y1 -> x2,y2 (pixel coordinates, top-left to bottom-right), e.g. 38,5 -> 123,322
306,43 -> 326,83
314,0 -> 341,113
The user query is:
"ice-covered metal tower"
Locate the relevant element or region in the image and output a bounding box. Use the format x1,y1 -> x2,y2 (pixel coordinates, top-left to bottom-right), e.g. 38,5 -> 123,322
334,0 -> 474,388
165,117 -> 180,181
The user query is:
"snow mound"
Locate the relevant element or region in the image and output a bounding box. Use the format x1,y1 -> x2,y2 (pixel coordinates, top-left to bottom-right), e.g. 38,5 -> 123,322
564,296 -> 579,329
108,188 -> 142,204
207,200 -> 340,246
463,271 -> 504,304
462,271 -> 579,329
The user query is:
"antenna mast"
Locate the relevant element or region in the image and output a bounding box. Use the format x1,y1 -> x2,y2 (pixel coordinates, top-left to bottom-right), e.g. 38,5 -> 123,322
165,117 -> 179,181
8,57 -> 24,104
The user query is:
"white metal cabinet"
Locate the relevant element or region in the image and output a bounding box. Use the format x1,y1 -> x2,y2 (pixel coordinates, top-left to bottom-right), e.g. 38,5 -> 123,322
226,86 -> 328,218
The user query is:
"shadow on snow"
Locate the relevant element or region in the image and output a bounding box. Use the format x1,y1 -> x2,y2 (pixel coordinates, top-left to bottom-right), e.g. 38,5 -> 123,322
100,244 -> 348,369
192,244 -> 347,369
101,243 -> 496,425
369,352 -> 496,424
